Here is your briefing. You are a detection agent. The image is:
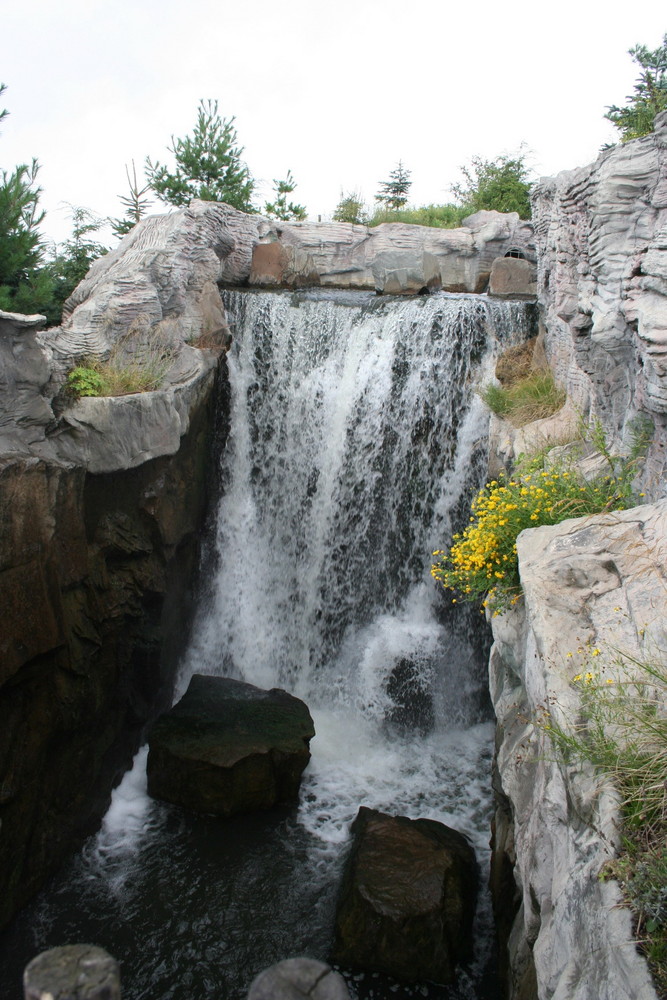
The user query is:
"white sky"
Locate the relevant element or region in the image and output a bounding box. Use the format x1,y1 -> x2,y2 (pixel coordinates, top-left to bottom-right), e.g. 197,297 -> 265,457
2,0 -> 665,245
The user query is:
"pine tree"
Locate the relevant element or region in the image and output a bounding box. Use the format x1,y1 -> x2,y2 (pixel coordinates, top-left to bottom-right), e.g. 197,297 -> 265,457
605,34 -> 667,142
263,170 -> 307,221
111,161 -> 153,238
375,161 -> 412,211
145,99 -> 255,211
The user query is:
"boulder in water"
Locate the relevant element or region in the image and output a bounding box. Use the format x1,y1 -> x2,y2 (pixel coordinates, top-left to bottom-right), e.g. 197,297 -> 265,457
332,807 -> 477,984
247,958 -> 350,1000
147,674 -> 315,817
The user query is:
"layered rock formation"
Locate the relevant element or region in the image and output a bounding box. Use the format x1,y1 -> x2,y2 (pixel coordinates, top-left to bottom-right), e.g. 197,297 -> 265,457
532,109 -> 667,495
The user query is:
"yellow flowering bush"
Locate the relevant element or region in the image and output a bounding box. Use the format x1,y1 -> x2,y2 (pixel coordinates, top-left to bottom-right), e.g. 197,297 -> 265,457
431,467 -> 637,612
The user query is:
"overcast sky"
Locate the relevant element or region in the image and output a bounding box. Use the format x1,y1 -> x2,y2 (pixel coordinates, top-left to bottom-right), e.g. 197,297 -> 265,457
2,1 -> 665,245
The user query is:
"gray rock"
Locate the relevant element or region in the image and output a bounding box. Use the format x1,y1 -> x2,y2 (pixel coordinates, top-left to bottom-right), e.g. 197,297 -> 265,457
490,500 -> 667,1000
489,257 -> 537,299
332,807 -> 477,984
250,214 -> 534,295
247,958 -> 350,1000
23,944 -> 120,1000
147,675 -> 315,817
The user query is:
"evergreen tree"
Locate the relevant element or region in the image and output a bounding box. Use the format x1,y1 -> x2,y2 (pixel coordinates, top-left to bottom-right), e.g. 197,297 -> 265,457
145,99 -> 255,211
375,161 -> 412,211
47,206 -> 108,321
0,84 -> 48,314
332,190 -> 367,225
111,161 -> 153,238
605,34 -> 667,142
263,170 -> 307,221
451,152 -> 532,219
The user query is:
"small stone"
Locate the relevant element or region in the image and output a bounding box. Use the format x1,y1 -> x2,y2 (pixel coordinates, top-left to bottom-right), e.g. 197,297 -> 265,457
23,945 -> 120,1000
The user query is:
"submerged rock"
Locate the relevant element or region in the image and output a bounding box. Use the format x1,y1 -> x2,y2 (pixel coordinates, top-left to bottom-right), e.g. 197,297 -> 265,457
147,674 -> 315,817
23,944 -> 120,1000
247,958 -> 350,1000
332,807 -> 477,984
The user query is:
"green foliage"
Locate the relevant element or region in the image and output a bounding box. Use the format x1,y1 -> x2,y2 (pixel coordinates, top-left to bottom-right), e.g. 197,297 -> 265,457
332,191 -> 368,225
263,170 -> 307,221
0,157 -> 46,313
67,365 -> 105,397
110,161 -> 152,238
538,646 -> 667,992
605,34 -> 667,142
375,160 -> 412,211
367,202 -> 468,229
480,369 -> 566,427
452,151 -> 533,219
45,206 -> 108,325
146,99 -> 254,211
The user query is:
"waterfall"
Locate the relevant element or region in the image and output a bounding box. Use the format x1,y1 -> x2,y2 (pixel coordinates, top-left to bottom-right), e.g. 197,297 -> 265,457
183,290 -> 527,719
0,289 -> 535,1000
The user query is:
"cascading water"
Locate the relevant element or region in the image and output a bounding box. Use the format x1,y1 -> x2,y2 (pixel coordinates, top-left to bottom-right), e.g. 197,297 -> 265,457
0,289 -> 534,1000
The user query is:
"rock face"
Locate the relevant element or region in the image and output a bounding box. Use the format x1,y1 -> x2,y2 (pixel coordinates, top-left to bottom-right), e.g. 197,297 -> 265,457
147,675 -> 315,816
532,109 -> 667,495
250,211 -> 535,295
0,370 -> 218,929
490,501 -> 667,1000
332,807 -> 477,984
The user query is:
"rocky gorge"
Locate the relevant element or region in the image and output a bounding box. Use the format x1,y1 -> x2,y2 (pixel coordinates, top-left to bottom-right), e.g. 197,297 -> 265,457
0,112 -> 666,999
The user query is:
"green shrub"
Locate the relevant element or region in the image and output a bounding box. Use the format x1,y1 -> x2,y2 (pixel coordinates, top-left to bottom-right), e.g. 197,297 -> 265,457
67,365 -> 105,397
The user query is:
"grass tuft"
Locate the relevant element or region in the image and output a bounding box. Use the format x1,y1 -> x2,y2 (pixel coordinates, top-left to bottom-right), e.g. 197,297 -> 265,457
480,367 -> 566,427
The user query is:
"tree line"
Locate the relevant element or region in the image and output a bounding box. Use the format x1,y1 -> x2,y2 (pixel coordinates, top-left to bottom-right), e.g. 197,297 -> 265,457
1,32 -> 665,325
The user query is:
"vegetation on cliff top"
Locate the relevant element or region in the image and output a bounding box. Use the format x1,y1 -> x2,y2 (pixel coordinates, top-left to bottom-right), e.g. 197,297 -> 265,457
606,33 -> 667,141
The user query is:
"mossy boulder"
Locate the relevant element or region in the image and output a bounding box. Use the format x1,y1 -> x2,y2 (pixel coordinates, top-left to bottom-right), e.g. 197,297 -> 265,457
146,674 -> 315,817
332,807 -> 477,984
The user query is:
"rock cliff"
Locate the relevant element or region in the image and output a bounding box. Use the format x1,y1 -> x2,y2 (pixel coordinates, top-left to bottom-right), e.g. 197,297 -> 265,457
532,109 -> 667,495
490,115 -> 667,999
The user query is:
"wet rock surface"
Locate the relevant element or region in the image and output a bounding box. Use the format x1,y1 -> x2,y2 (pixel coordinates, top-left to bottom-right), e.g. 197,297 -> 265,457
247,958 -> 350,1000
333,806 -> 477,984
147,675 -> 315,817
23,944 -> 120,1000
